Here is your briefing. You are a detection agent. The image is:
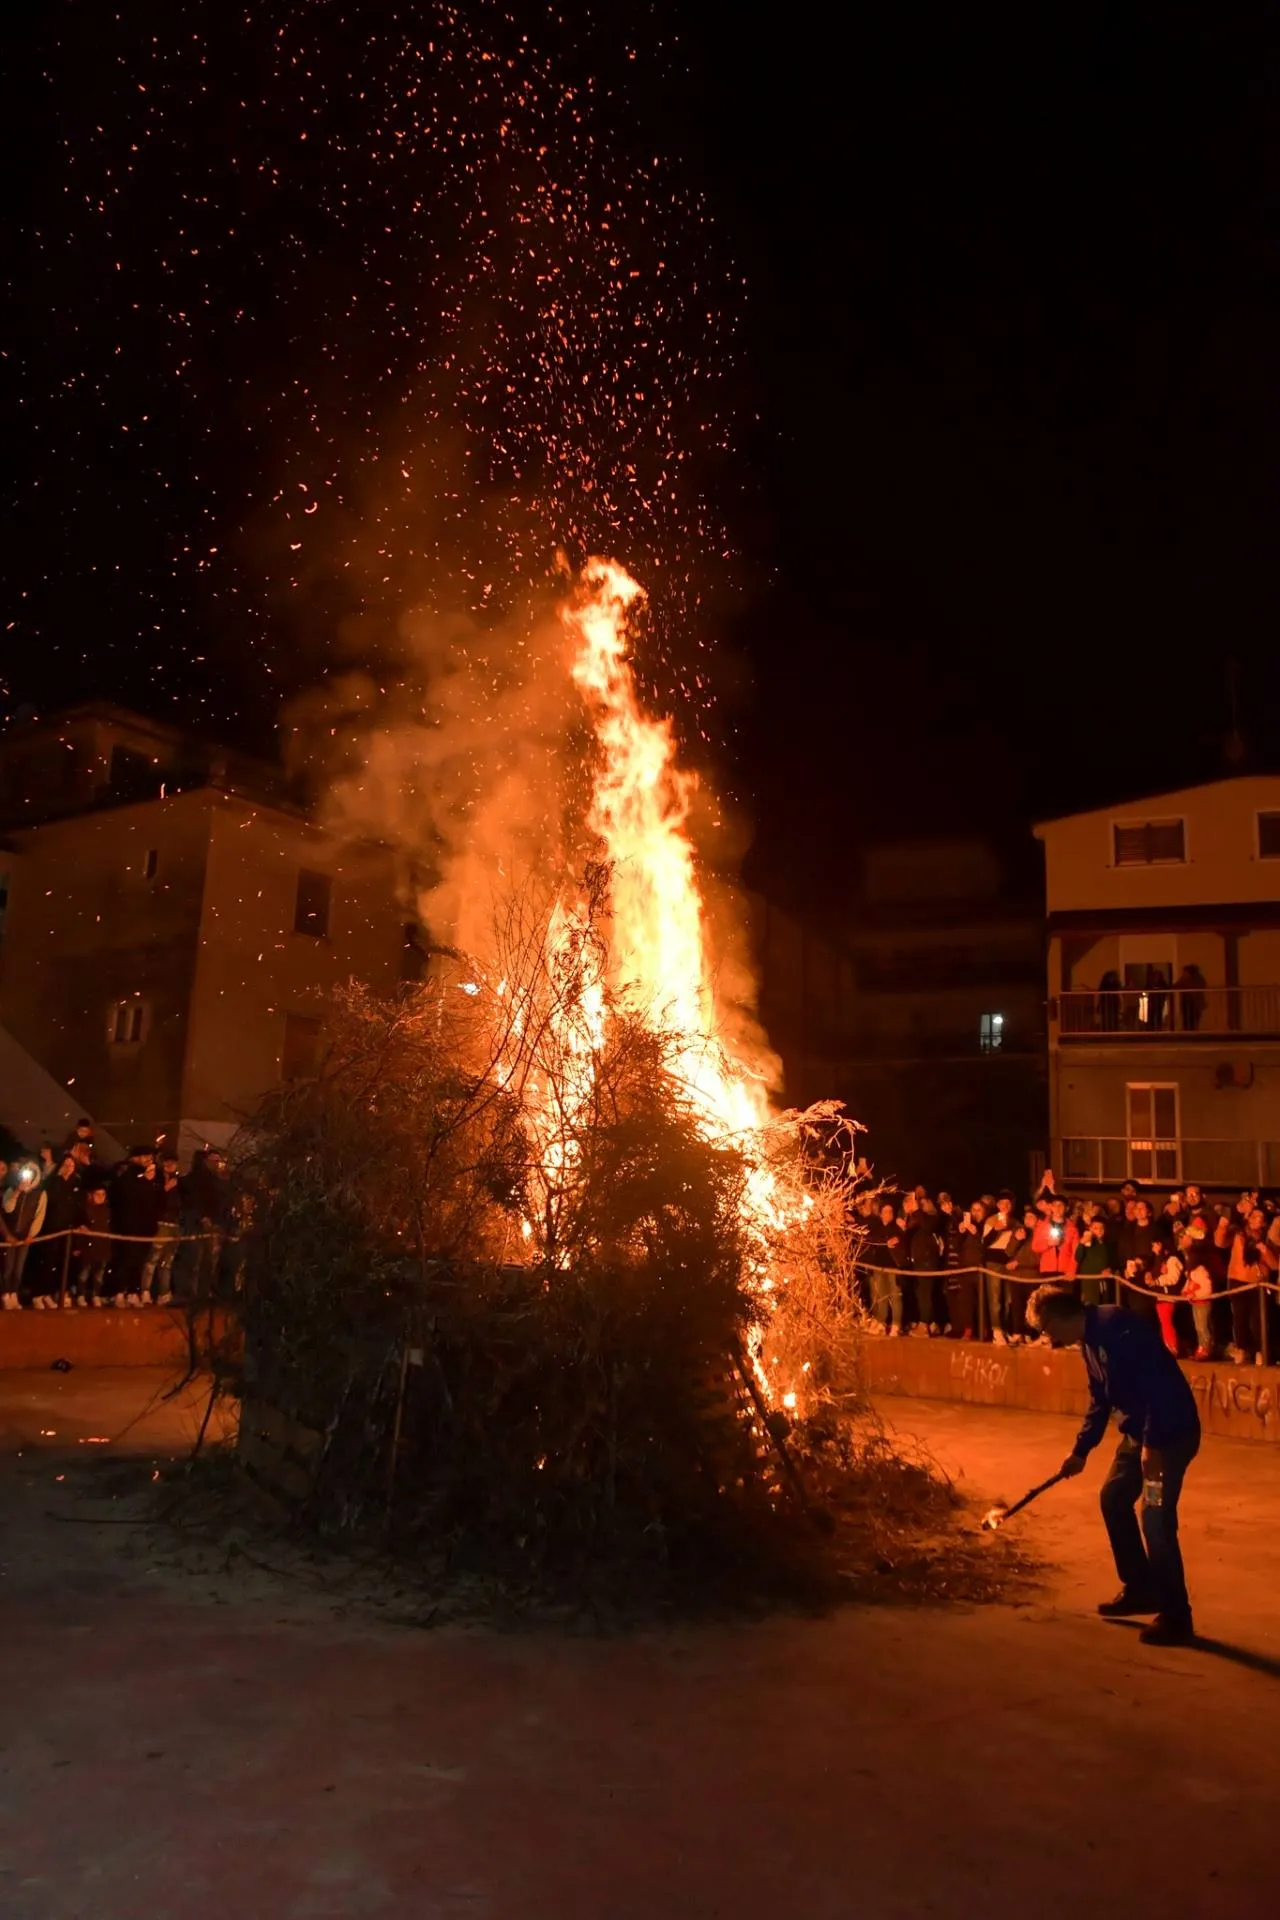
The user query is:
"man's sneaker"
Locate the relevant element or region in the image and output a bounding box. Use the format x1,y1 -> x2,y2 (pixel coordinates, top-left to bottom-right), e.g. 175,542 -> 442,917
991,1328 -> 1008,1346
1098,1587 -> 1159,1618
1138,1614 -> 1195,1647
32,1296 -> 46,1310
155,1292 -> 173,1306
887,1323 -> 902,1338
1194,1347 -> 1212,1361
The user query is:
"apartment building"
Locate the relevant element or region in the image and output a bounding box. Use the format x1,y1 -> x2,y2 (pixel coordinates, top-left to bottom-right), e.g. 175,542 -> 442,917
0,705 -> 407,1157
752,838 -> 1045,1192
1036,775 -> 1280,1189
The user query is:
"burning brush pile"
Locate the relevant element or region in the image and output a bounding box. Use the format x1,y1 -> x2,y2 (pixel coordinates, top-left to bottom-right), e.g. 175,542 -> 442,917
235,563 -> 959,1613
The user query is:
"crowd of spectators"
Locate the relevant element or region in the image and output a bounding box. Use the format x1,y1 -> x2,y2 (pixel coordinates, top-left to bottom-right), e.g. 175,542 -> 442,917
854,1170 -> 1280,1367
0,1121 -> 247,1309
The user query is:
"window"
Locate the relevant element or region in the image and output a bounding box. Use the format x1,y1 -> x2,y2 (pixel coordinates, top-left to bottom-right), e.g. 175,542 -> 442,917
294,868 -> 332,938
979,1011 -> 1004,1052
281,1012 -> 322,1082
1113,819 -> 1186,866
143,847 -> 159,879
1259,812 -> 1280,860
1126,1082 -> 1180,1182
109,998 -> 147,1046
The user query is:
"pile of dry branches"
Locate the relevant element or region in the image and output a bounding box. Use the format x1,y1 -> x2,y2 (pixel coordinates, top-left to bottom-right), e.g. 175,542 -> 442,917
233,896 -> 884,1613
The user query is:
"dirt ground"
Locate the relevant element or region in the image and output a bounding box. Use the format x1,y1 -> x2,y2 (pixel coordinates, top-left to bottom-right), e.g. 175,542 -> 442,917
1,1368 -> 1278,1920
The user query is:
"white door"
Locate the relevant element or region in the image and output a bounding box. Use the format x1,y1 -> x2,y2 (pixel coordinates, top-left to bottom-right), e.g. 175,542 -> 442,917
1126,1083 -> 1180,1183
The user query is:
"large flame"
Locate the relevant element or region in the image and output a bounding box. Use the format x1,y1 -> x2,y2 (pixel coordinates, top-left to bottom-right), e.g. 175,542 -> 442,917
461,557 -> 831,1408
564,558 -> 771,1141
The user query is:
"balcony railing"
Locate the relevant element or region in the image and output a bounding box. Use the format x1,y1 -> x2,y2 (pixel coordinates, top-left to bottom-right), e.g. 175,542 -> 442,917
1058,985 -> 1280,1039
1059,1136 -> 1280,1188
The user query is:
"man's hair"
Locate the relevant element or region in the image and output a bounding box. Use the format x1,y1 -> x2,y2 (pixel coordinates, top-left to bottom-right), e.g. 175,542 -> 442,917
1027,1284 -> 1080,1333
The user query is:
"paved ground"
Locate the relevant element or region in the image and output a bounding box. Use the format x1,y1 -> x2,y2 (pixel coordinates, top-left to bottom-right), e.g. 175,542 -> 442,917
1,1370 -> 1278,1920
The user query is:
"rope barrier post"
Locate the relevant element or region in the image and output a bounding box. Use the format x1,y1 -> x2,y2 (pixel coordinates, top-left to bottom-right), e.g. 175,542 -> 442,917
1260,1283 -> 1270,1368
58,1232 -> 71,1311
976,1262 -> 986,1341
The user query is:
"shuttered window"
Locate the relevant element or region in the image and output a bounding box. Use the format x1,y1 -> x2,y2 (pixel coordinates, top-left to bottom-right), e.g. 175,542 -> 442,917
1113,819 -> 1186,866
281,1013 -> 322,1082
294,868 -> 332,937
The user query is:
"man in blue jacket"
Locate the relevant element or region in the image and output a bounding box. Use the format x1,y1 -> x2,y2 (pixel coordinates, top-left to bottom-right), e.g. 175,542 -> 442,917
1030,1287 -> 1201,1646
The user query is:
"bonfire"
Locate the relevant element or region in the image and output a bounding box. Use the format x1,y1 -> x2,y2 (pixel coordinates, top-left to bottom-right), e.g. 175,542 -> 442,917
237,559 -> 871,1611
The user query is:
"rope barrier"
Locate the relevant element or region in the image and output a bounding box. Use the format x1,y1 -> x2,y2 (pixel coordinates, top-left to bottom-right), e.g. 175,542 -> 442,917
0,1226 -> 223,1247
0,1222 -> 239,1312
851,1260 -> 1280,1300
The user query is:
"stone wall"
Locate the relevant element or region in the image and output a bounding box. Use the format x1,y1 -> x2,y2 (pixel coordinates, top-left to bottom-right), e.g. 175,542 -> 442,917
860,1334 -> 1280,1445
0,1306 -> 235,1370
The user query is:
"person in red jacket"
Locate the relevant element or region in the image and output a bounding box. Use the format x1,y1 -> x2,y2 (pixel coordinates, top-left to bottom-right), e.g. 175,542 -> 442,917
1032,1196 -> 1079,1279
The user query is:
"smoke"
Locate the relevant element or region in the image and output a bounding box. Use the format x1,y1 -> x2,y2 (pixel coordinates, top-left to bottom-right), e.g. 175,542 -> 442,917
283,578 -> 594,963
282,558 -> 780,1102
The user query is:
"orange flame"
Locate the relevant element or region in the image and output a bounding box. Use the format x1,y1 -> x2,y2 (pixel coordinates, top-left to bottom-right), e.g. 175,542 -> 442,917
564,558 -> 770,1141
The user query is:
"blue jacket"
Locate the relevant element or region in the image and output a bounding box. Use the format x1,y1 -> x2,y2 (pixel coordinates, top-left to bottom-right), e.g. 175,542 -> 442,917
1074,1305 -> 1201,1456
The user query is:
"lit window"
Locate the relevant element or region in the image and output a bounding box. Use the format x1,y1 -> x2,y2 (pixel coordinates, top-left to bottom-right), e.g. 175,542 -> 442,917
1113,820 -> 1186,866
1258,812 -> 1280,860
979,1012 -> 1004,1053
109,998 -> 146,1045
294,868 -> 332,938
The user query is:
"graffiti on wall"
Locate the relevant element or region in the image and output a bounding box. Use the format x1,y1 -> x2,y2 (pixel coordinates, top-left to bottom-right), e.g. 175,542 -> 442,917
1188,1371 -> 1278,1432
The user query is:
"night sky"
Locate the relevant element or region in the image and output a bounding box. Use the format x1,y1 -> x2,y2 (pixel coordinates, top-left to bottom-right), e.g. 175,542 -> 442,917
5,4 -> 1279,908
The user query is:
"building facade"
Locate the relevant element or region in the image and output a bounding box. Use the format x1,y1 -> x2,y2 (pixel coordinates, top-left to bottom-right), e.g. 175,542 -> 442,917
752,838 -> 1045,1193
1036,775 -> 1280,1190
0,706 -> 407,1157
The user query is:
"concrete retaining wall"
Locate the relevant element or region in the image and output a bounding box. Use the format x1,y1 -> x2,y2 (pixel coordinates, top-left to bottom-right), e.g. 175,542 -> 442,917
0,1307 -> 235,1370
860,1334 -> 1280,1445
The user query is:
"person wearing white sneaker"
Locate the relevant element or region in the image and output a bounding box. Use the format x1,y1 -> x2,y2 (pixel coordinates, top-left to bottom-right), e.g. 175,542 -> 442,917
2,1159 -> 47,1306
861,1202 -> 905,1336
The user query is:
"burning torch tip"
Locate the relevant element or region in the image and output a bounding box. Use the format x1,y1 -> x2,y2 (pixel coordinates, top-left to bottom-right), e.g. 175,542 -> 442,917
980,1506 -> 1009,1533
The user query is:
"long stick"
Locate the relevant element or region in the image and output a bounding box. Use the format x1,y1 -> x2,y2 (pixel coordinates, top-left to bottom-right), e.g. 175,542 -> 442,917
982,1469 -> 1066,1531
732,1344 -> 813,1517
385,1341 -> 412,1524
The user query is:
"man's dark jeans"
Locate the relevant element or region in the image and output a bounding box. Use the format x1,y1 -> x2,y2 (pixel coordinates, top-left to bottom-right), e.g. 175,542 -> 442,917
1100,1430 -> 1200,1625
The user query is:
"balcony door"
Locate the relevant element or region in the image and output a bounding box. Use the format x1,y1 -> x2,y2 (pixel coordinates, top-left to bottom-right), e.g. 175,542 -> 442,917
1126,1082 -> 1180,1183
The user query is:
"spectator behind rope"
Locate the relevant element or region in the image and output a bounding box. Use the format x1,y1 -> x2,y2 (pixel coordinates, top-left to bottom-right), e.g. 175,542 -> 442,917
1,1161 -> 47,1308
898,1191 -> 943,1337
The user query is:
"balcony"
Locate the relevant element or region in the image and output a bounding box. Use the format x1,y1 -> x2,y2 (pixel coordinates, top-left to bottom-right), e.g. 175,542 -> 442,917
1058,985 -> 1280,1040
1060,1136 -> 1280,1188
